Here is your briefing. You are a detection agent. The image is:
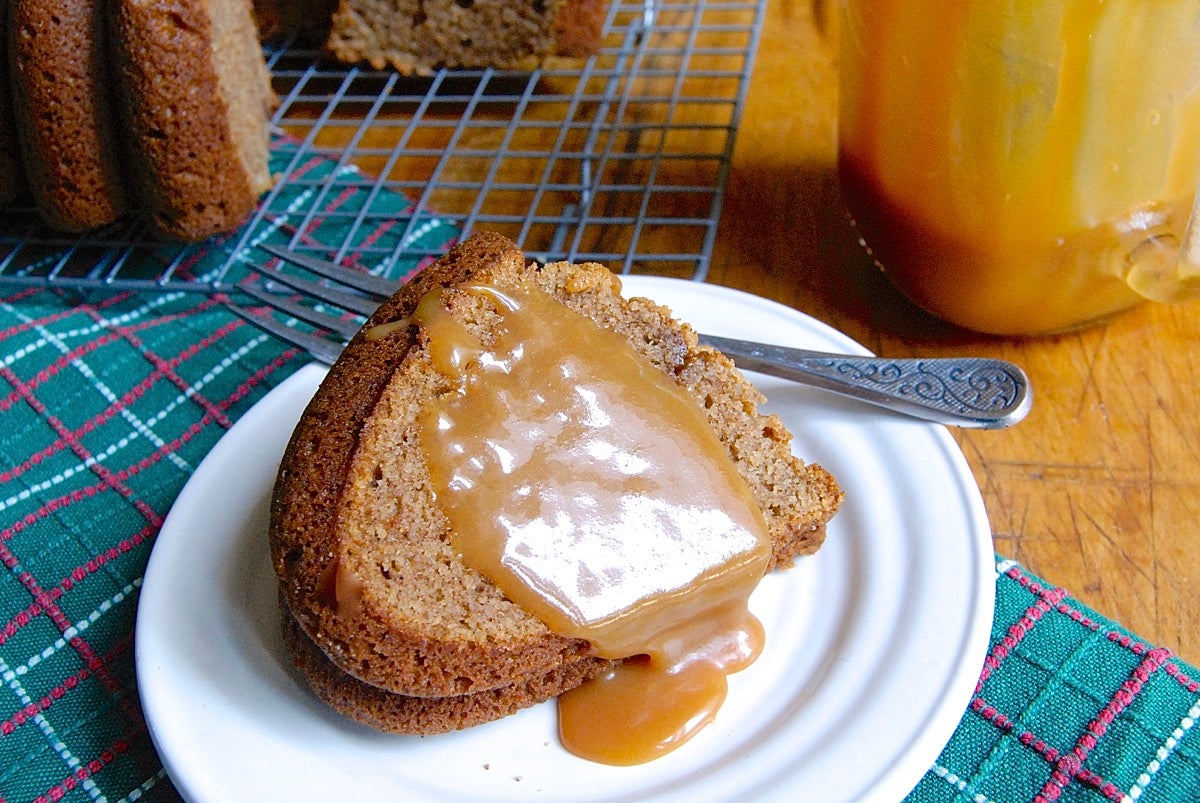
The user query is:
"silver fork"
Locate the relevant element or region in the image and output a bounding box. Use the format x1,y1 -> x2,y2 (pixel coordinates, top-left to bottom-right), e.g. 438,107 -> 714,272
226,244 -> 1032,429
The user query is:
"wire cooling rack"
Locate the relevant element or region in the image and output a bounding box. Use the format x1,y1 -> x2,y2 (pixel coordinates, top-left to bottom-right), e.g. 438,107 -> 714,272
0,0 -> 765,293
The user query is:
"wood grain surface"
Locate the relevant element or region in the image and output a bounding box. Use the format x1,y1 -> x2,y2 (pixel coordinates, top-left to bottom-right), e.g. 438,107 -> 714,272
709,0 -> 1200,664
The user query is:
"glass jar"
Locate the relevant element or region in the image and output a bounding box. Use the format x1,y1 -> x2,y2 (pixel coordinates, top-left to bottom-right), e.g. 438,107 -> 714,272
838,1 -> 1200,335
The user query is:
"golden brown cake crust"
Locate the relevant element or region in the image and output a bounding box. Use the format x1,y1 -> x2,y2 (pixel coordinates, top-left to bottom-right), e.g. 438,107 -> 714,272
110,0 -> 274,241
270,232 -> 843,732
9,0 -> 127,230
281,601 -> 614,734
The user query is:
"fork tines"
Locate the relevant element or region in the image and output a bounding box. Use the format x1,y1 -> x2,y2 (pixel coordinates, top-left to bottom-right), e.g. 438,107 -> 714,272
259,244 -> 401,299
226,246 -> 403,366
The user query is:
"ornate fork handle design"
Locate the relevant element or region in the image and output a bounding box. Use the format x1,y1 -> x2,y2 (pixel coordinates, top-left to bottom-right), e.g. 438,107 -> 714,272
698,334 -> 1031,429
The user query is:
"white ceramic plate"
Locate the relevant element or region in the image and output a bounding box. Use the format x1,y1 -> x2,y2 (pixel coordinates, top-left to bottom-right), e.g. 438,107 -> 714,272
136,277 -> 994,802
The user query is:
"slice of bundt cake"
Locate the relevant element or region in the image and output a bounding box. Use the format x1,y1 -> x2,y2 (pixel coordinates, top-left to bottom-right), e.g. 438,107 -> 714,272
109,0 -> 276,241
270,232 -> 843,737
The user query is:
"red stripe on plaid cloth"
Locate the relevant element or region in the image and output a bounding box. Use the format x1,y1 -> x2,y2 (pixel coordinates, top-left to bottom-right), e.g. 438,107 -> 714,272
1164,661 -> 1200,693
0,632 -> 134,738
1,302 -> 239,478
286,154 -> 340,185
0,295 -> 228,414
283,153 -> 328,183
310,184 -> 359,225
275,182 -> 372,262
272,167 -> 416,265
78,305 -> 236,430
0,290 -> 133,338
31,730 -> 144,803
0,365 -> 163,527
0,286 -> 40,307
0,544 -> 125,702
970,697 -> 1126,802
976,573 -> 1067,693
1034,647 -> 1172,802
0,332 -> 122,415
1,347 -> 298,545
1009,565 -> 1198,695
0,523 -> 155,648
970,565 -> 1200,801
169,229 -> 243,280
344,214 -> 402,261
0,662 -> 91,737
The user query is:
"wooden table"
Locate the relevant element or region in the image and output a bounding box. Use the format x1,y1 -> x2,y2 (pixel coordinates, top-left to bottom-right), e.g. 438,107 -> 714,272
710,0 -> 1200,665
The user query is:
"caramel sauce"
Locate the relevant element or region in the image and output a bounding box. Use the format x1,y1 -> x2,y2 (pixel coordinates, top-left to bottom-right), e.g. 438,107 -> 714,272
333,559 -> 366,620
558,601 -> 764,765
364,319 -> 408,341
416,282 -> 771,765
315,557 -> 365,620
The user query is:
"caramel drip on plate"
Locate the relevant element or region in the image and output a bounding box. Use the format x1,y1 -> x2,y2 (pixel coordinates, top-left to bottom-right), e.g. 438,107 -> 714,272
417,282 -> 771,765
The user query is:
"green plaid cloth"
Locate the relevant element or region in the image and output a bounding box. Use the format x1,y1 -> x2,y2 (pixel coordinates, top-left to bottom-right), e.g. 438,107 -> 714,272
2,146 -> 1199,802
906,559 -> 1200,803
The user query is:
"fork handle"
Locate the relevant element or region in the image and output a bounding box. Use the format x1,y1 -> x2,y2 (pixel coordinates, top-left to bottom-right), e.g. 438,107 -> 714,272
698,334 -> 1031,429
